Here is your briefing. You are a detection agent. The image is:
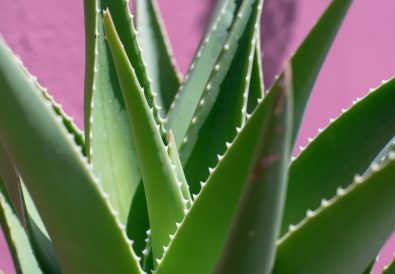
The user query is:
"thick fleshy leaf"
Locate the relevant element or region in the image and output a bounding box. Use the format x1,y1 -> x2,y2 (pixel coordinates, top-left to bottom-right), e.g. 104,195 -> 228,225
103,10 -> 186,262
0,37 -> 142,274
165,0 -> 242,146
104,0 -> 165,127
85,0 -> 167,253
282,78 -> 395,236
0,57 -> 71,273
136,0 -> 182,114
268,0 -> 352,144
215,67 -> 292,274
180,0 -> 263,194
274,147 -> 395,273
83,0 -> 142,226
0,143 -> 60,273
0,184 -> 42,274
155,69 -> 291,274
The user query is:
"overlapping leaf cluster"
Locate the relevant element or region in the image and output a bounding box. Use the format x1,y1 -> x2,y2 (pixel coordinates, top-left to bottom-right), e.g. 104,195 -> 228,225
0,0 -> 395,273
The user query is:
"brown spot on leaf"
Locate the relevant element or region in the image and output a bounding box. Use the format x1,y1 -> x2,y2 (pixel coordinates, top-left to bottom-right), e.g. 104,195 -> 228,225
249,153 -> 280,182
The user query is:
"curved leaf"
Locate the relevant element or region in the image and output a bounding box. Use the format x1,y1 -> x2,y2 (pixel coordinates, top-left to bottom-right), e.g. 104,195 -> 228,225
268,0 -> 353,144
0,37 -> 142,274
274,148 -> 395,274
282,78 -> 395,236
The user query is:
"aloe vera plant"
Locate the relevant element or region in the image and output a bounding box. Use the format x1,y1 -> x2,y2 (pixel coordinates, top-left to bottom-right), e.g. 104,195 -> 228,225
1,0 -> 395,273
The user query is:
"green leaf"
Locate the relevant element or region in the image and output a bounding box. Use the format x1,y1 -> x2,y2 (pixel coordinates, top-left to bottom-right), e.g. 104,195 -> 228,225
136,0 -> 182,114
84,0 -> 167,253
268,0 -> 353,144
214,67 -> 292,274
103,10 -> 186,263
0,143 -> 60,273
165,0 -> 242,146
247,35 -> 264,113
274,147 -> 395,273
83,0 -> 142,227
0,37 -> 142,274
0,45 -> 84,273
102,0 -> 165,126
282,78 -> 395,237
384,256 -> 395,274
155,66 -> 291,274
141,233 -> 154,272
167,131 -> 192,208
180,0 -> 263,194
0,183 -> 42,274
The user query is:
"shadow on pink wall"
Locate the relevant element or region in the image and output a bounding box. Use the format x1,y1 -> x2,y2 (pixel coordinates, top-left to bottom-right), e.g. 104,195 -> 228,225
0,0 -> 394,273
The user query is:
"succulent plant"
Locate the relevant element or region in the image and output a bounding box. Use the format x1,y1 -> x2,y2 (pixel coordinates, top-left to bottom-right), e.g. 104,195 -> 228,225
1,0 -> 395,273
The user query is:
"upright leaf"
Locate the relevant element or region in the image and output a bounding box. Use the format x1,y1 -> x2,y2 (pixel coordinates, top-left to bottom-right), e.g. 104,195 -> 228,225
156,69 -> 292,274
0,37 -> 142,274
180,0 -> 263,194
215,67 -> 292,274
268,0 -> 353,144
282,78 -> 395,236
166,0 -> 242,145
103,10 -> 186,263
274,149 -> 395,274
136,0 -> 182,114
84,0 -> 168,252
83,0 -> 141,226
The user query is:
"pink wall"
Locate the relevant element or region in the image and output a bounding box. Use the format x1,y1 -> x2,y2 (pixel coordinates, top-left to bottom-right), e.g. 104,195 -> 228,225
1,0 -> 395,273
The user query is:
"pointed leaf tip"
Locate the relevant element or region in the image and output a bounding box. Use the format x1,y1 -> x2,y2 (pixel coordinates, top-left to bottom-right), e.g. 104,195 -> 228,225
103,10 -> 186,262
215,64 -> 293,274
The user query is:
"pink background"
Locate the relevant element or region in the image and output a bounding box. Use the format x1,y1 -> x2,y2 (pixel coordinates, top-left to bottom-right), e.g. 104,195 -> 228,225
1,0 -> 395,273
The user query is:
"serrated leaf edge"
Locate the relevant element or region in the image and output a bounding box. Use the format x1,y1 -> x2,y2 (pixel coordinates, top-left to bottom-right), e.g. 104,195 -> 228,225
179,2 -> 262,151
278,142 -> 395,246
292,78 -> 394,163
141,0 -> 183,81
2,40 -> 145,273
167,1 -> 234,113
